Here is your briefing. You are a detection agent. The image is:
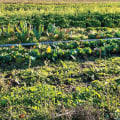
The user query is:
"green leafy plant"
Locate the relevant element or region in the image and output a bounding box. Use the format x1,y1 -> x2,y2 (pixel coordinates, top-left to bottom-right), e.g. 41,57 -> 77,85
14,21 -> 33,43
33,24 -> 44,41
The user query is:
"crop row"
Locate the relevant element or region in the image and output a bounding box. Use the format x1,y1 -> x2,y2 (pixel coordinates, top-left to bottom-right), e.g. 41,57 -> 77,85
1,21 -> 120,44
0,22 -> 73,44
50,39 -> 120,49
2,3 -> 120,28
0,39 -> 120,64
1,12 -> 120,28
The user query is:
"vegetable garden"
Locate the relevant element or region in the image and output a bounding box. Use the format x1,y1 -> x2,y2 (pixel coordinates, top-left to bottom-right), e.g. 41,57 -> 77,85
0,2 -> 120,120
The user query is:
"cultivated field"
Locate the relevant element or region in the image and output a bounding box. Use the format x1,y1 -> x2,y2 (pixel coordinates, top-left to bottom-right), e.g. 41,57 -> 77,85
0,2 -> 120,120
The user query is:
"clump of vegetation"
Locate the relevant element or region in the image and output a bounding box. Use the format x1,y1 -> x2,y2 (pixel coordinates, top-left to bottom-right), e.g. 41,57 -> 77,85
0,2 -> 120,120
0,53 -> 120,119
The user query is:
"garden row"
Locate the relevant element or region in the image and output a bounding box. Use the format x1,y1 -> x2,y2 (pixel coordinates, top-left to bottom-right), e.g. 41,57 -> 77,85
1,21 -> 120,44
0,39 -> 120,64
0,22 -> 72,44
2,3 -> 120,30
1,13 -> 120,28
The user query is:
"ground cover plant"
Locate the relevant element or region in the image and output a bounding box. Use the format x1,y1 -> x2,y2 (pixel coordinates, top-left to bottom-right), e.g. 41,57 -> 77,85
0,1 -> 120,120
0,41 -> 120,119
0,53 -> 120,119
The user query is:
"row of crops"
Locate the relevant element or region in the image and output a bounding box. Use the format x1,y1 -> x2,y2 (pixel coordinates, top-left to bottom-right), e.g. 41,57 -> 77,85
1,3 -> 120,44
0,39 -> 120,64
0,22 -> 72,44
2,21 -> 120,44
1,3 -> 120,28
1,13 -> 120,28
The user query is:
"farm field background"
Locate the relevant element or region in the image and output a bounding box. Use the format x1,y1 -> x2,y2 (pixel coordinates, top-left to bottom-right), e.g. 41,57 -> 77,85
0,1 -> 120,120
2,3 -> 120,44
0,0 -> 120,4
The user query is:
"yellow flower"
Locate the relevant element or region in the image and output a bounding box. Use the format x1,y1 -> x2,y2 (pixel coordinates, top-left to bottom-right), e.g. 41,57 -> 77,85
116,108 -> 120,113
47,46 -> 52,53
32,106 -> 38,110
30,86 -> 37,92
3,96 -> 8,100
57,92 -> 62,95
